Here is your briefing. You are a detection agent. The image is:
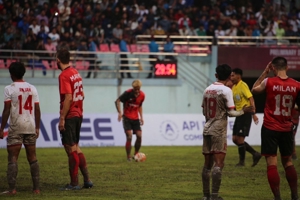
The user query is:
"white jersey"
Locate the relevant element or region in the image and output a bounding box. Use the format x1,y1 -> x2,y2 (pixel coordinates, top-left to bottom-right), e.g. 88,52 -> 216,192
202,82 -> 235,136
3,82 -> 39,134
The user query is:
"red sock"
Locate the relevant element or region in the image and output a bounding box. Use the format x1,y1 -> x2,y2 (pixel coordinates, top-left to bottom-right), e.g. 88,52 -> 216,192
285,165 -> 298,199
78,153 -> 89,182
125,141 -> 131,158
267,165 -> 281,199
68,151 -> 79,186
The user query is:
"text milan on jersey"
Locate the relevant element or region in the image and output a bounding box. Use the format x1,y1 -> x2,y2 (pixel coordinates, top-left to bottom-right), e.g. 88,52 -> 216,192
70,73 -> 81,81
273,85 -> 297,93
19,88 -> 31,92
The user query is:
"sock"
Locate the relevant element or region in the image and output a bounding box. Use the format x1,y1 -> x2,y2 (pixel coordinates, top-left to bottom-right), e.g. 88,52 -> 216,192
7,162 -> 18,191
125,141 -> 131,158
78,153 -> 90,182
267,165 -> 281,199
285,165 -> 299,200
244,142 -> 257,155
211,166 -> 222,198
68,151 -> 79,186
30,160 -> 40,190
202,167 -> 211,197
238,143 -> 246,162
134,137 -> 141,155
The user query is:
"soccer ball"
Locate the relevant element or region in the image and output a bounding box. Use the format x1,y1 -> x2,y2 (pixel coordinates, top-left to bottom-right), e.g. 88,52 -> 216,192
134,152 -> 146,162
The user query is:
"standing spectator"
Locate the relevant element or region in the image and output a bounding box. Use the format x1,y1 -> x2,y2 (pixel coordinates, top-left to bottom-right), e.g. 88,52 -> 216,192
48,27 -> 60,47
44,37 -> 56,68
0,62 -> 41,195
119,35 -> 132,78
288,15 -> 300,33
59,0 -> 71,22
178,14 -> 191,29
85,37 -> 98,79
276,23 -> 285,40
114,79 -> 145,161
56,49 -> 93,190
201,64 -> 253,200
163,36 -> 175,61
251,57 -> 300,200
148,36 -> 159,78
264,22 -> 276,44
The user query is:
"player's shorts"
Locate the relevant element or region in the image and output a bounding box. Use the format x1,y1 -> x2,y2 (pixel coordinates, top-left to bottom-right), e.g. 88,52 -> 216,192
232,113 -> 252,137
60,117 -> 82,146
261,125 -> 293,157
122,116 -> 141,132
202,133 -> 227,154
7,133 -> 36,146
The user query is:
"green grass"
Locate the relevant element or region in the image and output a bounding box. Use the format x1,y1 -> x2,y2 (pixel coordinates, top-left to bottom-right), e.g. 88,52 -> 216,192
0,146 -> 299,200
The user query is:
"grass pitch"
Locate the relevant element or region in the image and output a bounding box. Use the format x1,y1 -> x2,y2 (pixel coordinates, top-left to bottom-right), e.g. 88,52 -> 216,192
0,146 -> 299,200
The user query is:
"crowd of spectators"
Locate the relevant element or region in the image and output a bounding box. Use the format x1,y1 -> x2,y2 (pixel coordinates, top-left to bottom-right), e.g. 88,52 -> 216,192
0,0 -> 300,56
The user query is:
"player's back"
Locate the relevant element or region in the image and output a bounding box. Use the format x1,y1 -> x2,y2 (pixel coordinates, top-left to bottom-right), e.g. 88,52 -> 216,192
5,82 -> 38,134
202,83 -> 234,136
264,77 -> 300,132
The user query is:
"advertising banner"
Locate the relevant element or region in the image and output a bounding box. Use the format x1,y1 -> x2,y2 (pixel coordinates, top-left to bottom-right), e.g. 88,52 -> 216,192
0,114 -> 299,148
218,46 -> 300,70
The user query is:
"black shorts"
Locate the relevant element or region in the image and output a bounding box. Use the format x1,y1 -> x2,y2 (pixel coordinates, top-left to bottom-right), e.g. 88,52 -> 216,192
232,113 -> 252,137
261,125 -> 294,157
60,117 -> 82,146
122,116 -> 141,132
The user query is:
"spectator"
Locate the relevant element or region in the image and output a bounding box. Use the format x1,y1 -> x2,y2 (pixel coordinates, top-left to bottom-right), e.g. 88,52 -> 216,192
252,24 -> 261,36
119,35 -> 132,78
244,25 -> 253,36
225,4 -> 237,16
246,13 -> 257,27
44,37 -> 56,68
168,23 -> 180,35
17,15 -> 30,35
288,14 -> 300,33
196,25 -> 206,36
61,20 -> 73,35
71,1 -> 84,17
48,27 -> 60,47
264,22 -> 276,44
178,14 -> 192,29
148,36 -> 159,78
163,36 -> 175,61
259,14 -> 269,32
40,19 -> 49,33
59,0 -> 71,22
13,28 -> 26,45
36,10 -> 49,26
112,23 -> 123,43
94,24 -> 105,44
255,7 -> 265,22
60,32 -> 73,44
230,15 -> 239,27
179,26 -> 190,36
215,25 -> 225,38
276,23 -> 285,39
225,25 -> 237,37
85,37 -> 98,79
29,19 -> 40,35
153,25 -> 165,35
4,27 -> 13,43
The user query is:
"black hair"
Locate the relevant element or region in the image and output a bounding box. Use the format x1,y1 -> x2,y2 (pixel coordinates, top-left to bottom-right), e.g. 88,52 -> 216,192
9,62 -> 26,79
272,56 -> 287,70
216,64 -> 232,81
56,49 -> 70,64
232,68 -> 243,76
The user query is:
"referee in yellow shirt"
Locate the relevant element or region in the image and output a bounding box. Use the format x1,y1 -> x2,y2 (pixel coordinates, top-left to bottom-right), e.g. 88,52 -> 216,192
231,68 -> 262,167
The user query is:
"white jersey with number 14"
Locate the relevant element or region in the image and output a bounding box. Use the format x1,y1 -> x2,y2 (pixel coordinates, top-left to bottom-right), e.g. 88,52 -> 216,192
4,82 -> 39,135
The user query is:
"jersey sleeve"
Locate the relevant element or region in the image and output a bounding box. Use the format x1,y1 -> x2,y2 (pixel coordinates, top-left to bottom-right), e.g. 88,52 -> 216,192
3,86 -> 11,102
225,88 -> 235,109
241,83 -> 253,99
59,74 -> 72,94
119,91 -> 131,103
31,86 -> 39,104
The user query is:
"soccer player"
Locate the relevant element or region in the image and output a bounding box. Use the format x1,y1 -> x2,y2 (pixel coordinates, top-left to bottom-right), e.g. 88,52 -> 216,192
230,68 -> 262,167
201,64 -> 254,200
0,62 -> 41,194
56,49 -> 93,190
115,79 -> 145,161
251,57 -> 300,200
291,105 -> 299,160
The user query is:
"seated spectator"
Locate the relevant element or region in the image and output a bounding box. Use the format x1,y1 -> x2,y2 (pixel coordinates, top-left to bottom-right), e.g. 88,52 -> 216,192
259,14 -> 268,32
178,14 -> 191,29
179,26 -> 191,36
244,25 -> 253,36
133,23 -> 145,37
40,19 -> 49,33
288,14 -> 300,33
276,23 -> 285,39
215,25 -> 225,38
4,27 -> 13,43
23,35 -> 36,51
246,13 -> 257,27
168,23 -> 180,35
225,25 -> 237,37
252,24 -> 261,36
230,15 -> 239,27
48,27 -> 60,47
13,28 -> 26,45
159,15 -> 171,33
29,19 -> 40,35
94,24 -> 105,44
18,15 -> 30,35
225,4 -> 237,16
61,20 -> 73,35
196,25 -> 206,36
285,25 -> 298,43
112,23 -> 123,43
264,22 -> 276,44
59,0 -> 71,22
60,32 -> 73,43
36,10 -> 49,26
153,25 -> 165,35
164,36 -> 175,61
71,1 -> 84,17
32,39 -> 47,76
37,26 -> 48,43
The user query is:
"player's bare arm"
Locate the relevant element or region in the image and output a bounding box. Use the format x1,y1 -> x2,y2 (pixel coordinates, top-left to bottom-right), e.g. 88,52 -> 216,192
227,106 -> 254,117
0,102 -> 11,139
249,96 -> 259,124
59,93 -> 72,131
252,62 -> 272,94
115,98 -> 122,122
138,106 -> 144,125
34,103 -> 41,138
